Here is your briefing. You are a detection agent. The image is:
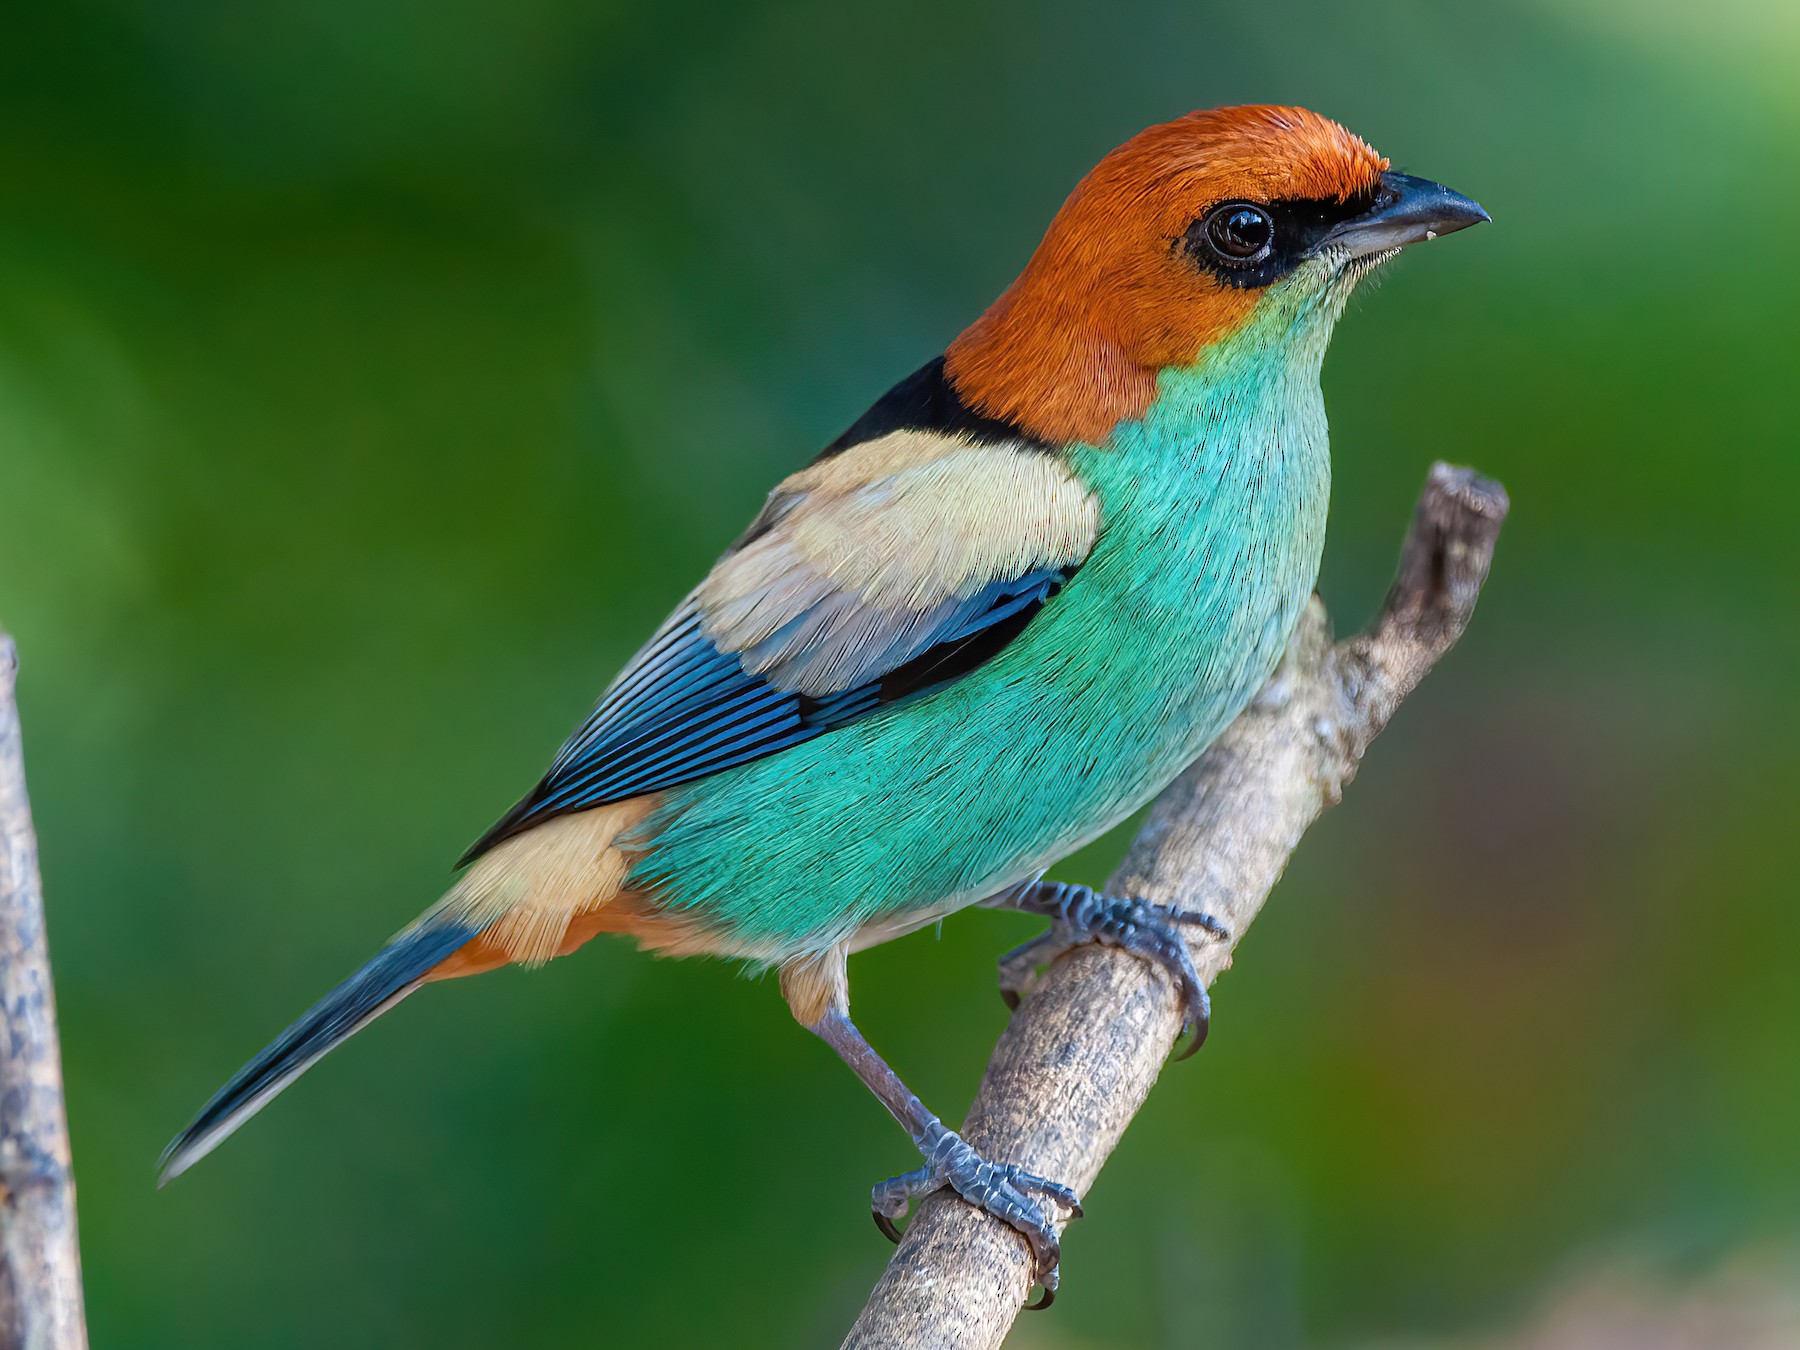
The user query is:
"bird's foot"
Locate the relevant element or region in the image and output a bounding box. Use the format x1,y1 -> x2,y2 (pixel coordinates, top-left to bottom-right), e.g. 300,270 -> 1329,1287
871,1123 -> 1082,1308
996,882 -> 1230,1058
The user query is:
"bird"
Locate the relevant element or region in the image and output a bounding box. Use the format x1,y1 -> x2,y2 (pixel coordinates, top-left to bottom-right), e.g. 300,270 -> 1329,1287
160,104 -> 1486,1302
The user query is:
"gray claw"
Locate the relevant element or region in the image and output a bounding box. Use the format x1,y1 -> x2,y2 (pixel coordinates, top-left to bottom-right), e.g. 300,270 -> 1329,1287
868,1126 -> 1081,1306
997,930 -> 1065,1009
997,885 -> 1230,1057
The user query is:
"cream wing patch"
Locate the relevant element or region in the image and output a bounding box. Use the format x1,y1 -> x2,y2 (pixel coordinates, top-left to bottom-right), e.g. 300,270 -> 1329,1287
697,432 -> 1098,697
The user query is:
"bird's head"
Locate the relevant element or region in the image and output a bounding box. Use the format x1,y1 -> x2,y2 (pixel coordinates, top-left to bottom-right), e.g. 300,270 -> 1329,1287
945,105 -> 1487,445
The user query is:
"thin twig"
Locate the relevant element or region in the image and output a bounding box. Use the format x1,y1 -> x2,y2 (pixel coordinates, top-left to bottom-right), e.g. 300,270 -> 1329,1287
844,463 -> 1509,1349
0,633 -> 89,1350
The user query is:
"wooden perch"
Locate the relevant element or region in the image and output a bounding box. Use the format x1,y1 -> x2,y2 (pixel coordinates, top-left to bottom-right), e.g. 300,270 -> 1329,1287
0,633 -> 89,1350
843,462 -> 1509,1349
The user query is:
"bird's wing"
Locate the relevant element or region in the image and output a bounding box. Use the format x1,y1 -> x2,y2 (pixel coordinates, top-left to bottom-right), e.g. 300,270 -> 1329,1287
462,430 -> 1097,861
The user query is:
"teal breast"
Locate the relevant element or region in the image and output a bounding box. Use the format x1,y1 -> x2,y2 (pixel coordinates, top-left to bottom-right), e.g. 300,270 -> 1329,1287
627,321 -> 1333,961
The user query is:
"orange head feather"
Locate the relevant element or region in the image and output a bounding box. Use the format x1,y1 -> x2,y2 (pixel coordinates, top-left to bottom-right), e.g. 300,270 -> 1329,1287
945,106 -> 1391,446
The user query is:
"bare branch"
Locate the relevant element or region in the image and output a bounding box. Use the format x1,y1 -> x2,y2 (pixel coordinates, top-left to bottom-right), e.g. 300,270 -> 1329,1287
0,633 -> 89,1350
844,463 -> 1509,1349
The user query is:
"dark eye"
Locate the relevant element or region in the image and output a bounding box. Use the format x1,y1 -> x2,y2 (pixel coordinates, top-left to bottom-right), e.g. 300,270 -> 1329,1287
1200,202 -> 1275,266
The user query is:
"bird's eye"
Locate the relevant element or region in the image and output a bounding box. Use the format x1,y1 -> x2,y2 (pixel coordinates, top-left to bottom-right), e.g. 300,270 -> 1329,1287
1200,203 -> 1275,267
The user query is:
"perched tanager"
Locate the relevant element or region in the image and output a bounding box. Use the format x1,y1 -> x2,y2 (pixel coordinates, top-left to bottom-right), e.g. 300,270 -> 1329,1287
163,105 -> 1485,1299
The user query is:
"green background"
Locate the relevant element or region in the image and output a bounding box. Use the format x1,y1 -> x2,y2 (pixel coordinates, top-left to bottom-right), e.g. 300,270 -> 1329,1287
2,0 -> 1796,1345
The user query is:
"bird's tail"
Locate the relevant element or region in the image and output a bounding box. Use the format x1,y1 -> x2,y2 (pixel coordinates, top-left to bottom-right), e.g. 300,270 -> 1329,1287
157,916 -> 475,1185
159,801 -> 655,1184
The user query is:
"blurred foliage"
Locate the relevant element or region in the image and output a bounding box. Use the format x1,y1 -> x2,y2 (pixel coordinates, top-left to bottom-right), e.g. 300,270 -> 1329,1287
1,0 -> 1797,1345
1373,1249 -> 1800,1350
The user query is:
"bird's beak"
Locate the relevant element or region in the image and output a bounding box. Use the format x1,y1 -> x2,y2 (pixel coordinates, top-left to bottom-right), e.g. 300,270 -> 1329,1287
1311,171 -> 1489,260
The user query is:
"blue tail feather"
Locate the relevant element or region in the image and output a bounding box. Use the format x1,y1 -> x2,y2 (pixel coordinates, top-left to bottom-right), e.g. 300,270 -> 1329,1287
158,919 -> 475,1184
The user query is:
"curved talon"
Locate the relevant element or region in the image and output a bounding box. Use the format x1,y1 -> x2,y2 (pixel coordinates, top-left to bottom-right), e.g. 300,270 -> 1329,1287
867,1131 -> 1080,1299
871,1162 -> 933,1244
1161,933 -> 1213,1060
996,884 -> 1227,1059
1173,1009 -> 1209,1061
997,928 -> 1063,1012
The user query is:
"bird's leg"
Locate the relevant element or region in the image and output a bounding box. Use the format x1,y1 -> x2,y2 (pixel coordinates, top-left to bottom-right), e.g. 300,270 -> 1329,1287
986,880 -> 1231,1058
805,1007 -> 1082,1306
